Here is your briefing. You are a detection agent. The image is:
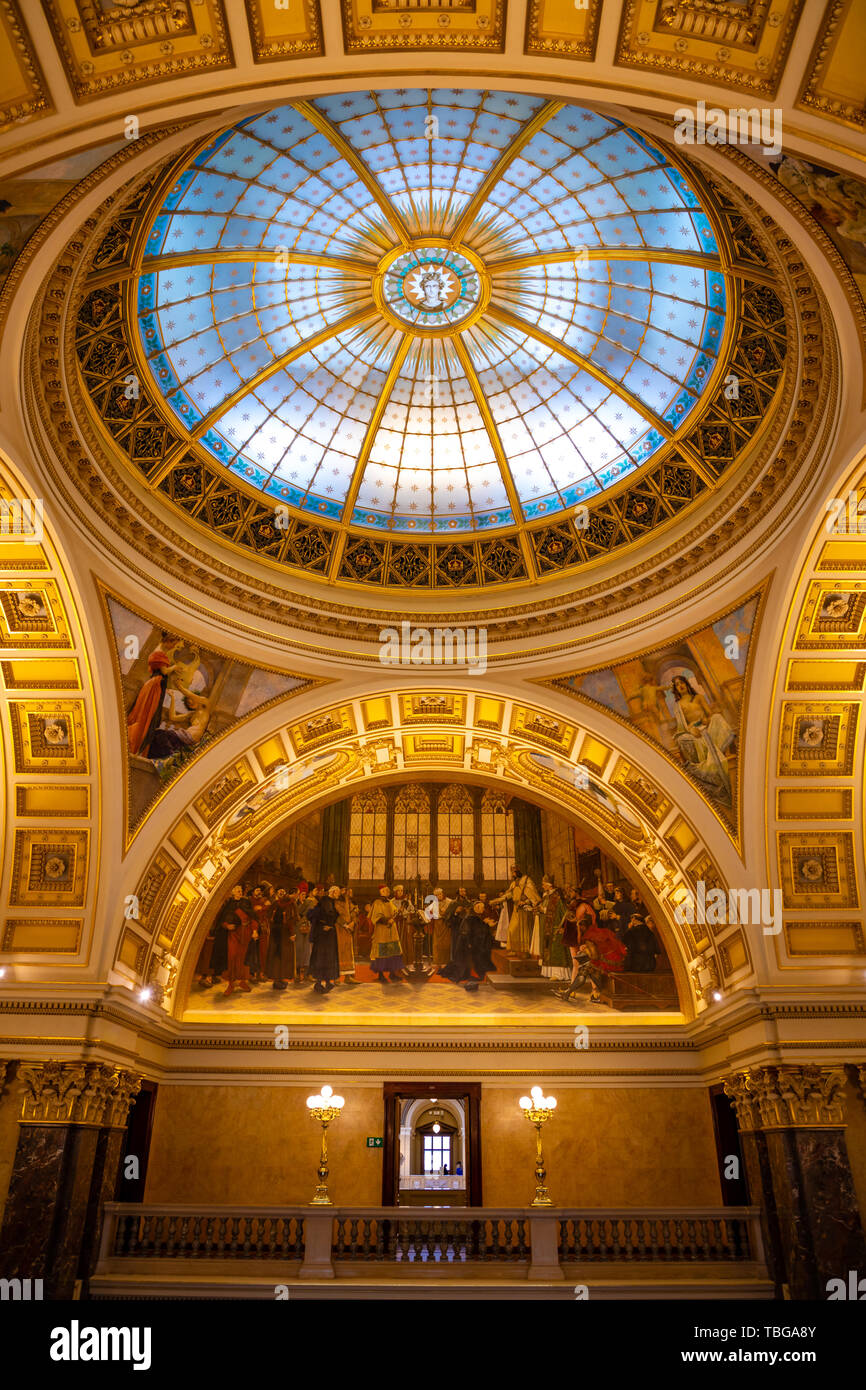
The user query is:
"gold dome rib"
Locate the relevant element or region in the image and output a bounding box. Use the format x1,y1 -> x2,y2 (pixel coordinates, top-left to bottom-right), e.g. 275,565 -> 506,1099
341,332 -> 413,523
292,99 -> 413,247
448,99 -> 564,247
451,333 -> 532,551
486,248 -> 726,274
484,302 -> 674,441
141,249 -> 377,277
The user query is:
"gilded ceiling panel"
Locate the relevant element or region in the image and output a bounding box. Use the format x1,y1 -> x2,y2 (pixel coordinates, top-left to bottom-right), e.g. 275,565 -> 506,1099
615,0 -> 805,99
0,0 -> 50,130
246,0 -> 323,61
341,0 -> 505,53
41,0 -> 232,99
524,0 -> 602,58
797,0 -> 866,131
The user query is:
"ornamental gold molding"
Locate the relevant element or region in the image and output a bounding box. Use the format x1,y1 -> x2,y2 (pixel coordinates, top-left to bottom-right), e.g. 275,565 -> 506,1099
724,1063 -> 848,1130
18,1061 -> 141,1127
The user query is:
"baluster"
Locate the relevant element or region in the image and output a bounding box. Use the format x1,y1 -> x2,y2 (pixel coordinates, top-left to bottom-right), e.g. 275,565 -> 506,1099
139,1215 -> 152,1257
673,1218 -> 684,1259
696,1218 -> 709,1261
516,1217 -> 527,1260
685,1218 -> 698,1260
661,1217 -> 672,1260
623,1217 -> 635,1261
607,1217 -> 619,1259
375,1218 -> 385,1261
649,1217 -> 659,1261
707,1217 -> 721,1260
153,1214 -> 166,1256
731,1216 -> 746,1261
388,1219 -> 399,1261
347,1217 -> 358,1258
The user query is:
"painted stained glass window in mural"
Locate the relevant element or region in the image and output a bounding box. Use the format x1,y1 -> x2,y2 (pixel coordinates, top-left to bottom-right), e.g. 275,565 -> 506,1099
437,784 -> 475,881
480,788 -> 514,880
348,787 -> 388,880
392,783 -> 431,881
135,89 -> 726,536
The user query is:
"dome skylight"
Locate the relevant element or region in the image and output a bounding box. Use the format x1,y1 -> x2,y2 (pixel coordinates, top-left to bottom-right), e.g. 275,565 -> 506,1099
136,89 -> 727,535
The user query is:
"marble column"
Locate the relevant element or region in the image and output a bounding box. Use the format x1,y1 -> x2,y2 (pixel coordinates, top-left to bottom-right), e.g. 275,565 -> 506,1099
0,1061 -> 141,1299
724,1064 -> 866,1300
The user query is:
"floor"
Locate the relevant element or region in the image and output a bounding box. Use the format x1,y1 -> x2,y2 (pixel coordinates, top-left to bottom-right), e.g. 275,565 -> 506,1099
182,970 -> 677,1024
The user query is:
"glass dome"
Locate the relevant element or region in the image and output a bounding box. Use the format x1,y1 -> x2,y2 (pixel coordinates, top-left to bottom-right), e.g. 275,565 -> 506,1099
136,90 -> 727,535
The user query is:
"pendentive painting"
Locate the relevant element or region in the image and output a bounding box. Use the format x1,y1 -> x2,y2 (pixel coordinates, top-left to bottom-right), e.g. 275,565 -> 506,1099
547,593 -> 763,834
104,593 -> 316,832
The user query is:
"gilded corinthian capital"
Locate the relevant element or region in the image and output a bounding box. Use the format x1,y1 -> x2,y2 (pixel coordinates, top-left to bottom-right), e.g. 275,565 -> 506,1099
18,1061 -> 141,1126
723,1065 -> 847,1131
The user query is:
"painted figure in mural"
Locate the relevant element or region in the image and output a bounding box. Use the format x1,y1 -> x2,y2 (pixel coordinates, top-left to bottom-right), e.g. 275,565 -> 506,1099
308,884 -> 340,993
222,886 -> 254,998
429,885 -> 452,965
294,881 -> 312,982
126,635 -> 180,756
630,666 -> 666,722
147,683 -> 213,760
266,886 -> 296,990
392,883 -> 414,964
439,896 -> 495,990
534,876 -> 569,981
669,675 -> 735,799
245,884 -> 272,982
334,886 -> 359,985
369,885 -> 406,982
773,157 -> 866,252
442,887 -> 472,966
491,864 -> 540,957
623,914 -> 660,974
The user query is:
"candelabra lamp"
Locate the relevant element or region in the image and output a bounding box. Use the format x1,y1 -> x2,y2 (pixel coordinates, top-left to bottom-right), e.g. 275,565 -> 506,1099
518,1086 -> 557,1207
305,1084 -> 345,1205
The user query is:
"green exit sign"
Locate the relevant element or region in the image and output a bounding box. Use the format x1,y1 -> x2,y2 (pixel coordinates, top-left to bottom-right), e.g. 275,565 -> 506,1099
366,1136 -> 383,1148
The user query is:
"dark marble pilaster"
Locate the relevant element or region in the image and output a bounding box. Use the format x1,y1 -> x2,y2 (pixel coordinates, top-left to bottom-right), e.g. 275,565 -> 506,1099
738,1126 -> 786,1296
765,1125 -> 866,1300
79,1125 -> 128,1286
0,1062 -> 141,1299
725,1064 -> 866,1300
